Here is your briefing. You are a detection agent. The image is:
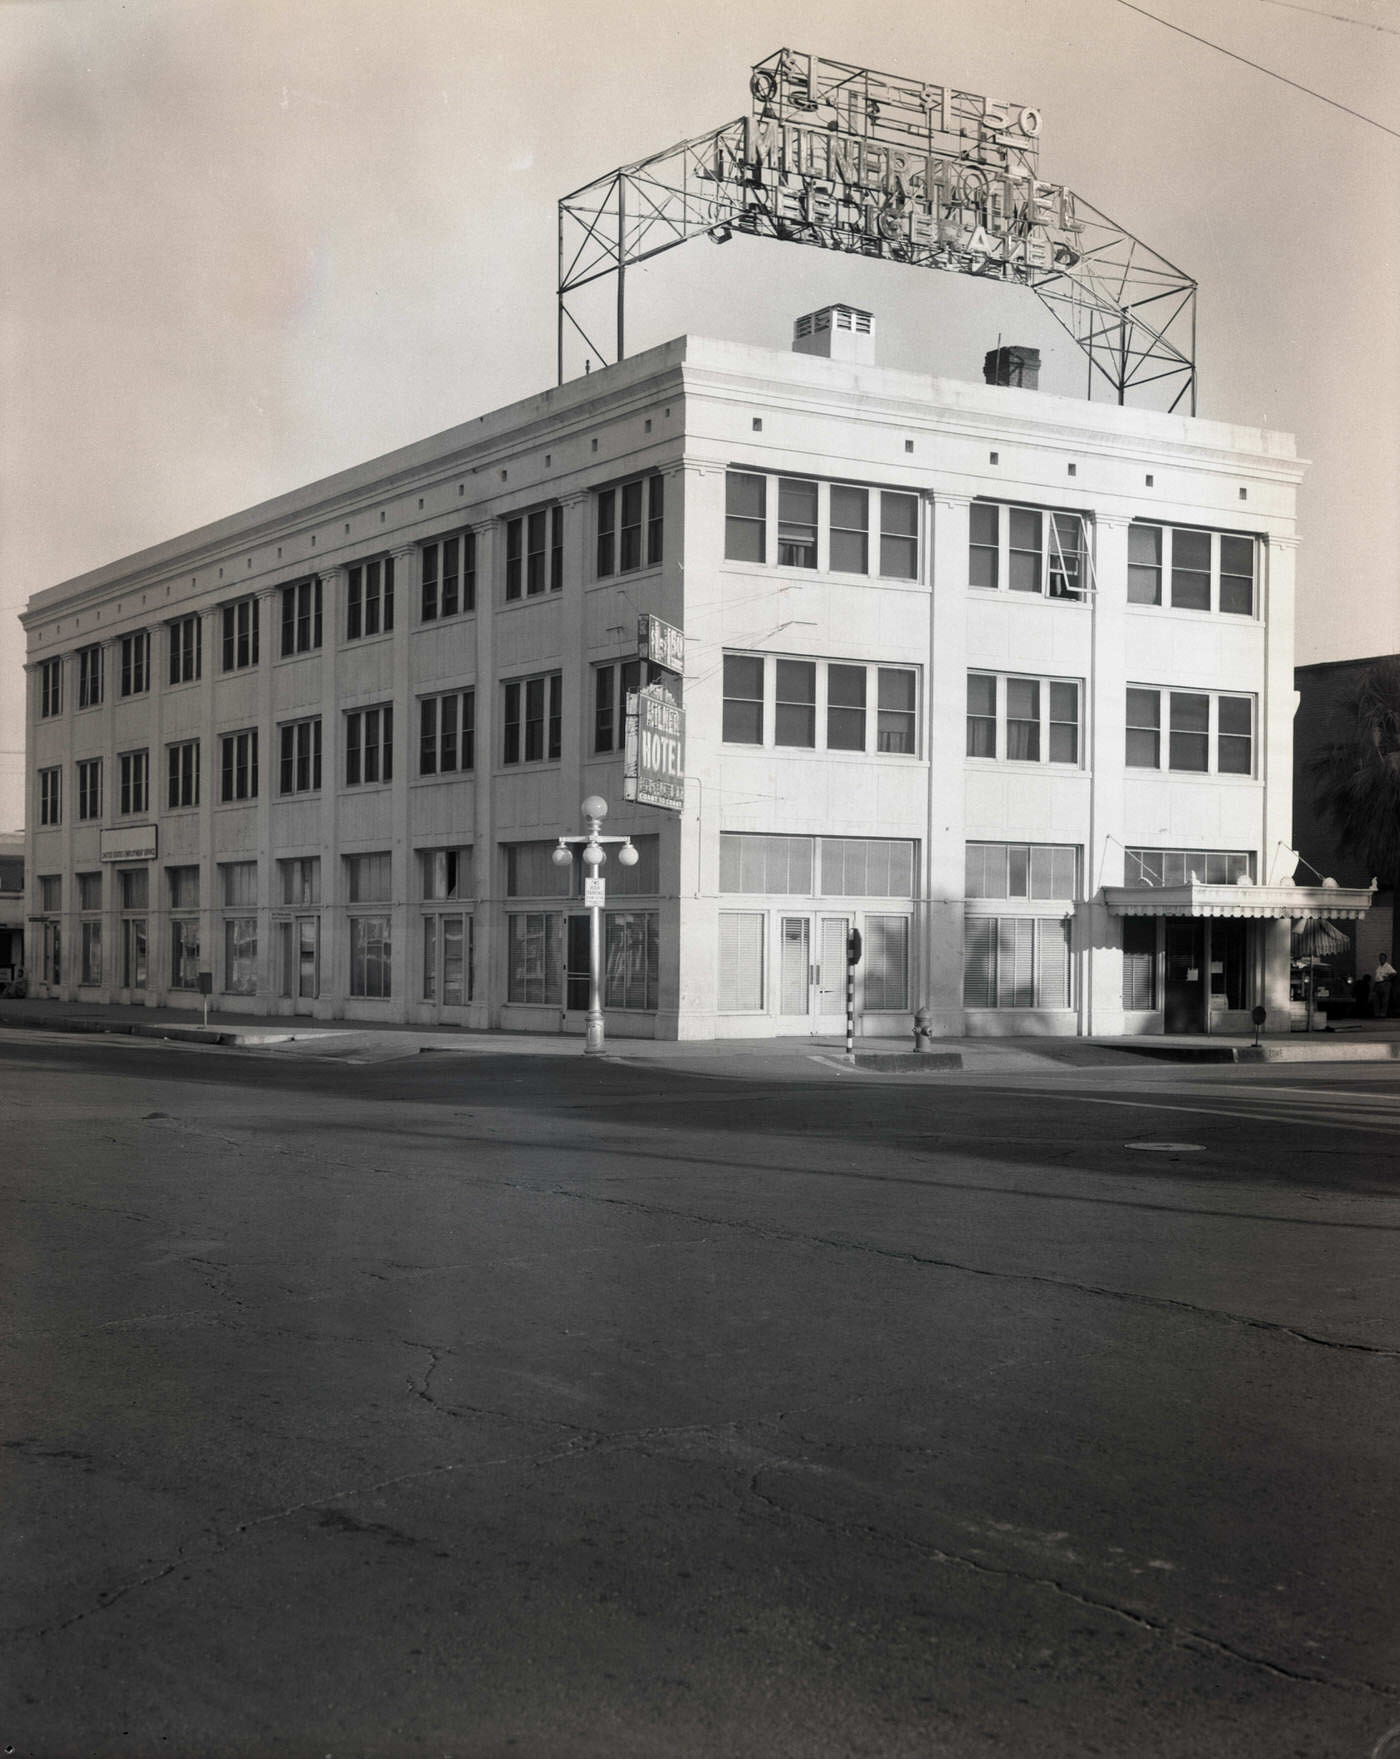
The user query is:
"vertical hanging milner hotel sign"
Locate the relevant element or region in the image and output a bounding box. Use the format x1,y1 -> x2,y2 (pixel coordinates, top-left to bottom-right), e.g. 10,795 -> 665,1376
701,49 -> 1083,279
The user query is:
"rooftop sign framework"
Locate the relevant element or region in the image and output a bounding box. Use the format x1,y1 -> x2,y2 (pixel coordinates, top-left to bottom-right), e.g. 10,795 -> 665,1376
558,48 -> 1197,412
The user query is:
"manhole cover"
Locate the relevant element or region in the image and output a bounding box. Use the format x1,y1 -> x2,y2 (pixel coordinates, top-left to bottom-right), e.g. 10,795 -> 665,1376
1125,1140 -> 1204,1153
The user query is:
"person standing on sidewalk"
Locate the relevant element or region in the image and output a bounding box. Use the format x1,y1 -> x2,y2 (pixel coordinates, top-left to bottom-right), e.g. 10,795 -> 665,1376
1373,953 -> 1397,1018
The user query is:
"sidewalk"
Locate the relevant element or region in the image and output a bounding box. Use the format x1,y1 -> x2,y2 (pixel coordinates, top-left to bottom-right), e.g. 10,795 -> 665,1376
4,996 -> 1400,1079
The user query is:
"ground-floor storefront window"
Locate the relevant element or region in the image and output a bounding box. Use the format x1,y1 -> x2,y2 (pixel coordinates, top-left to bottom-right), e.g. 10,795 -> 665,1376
964,916 -> 1072,1010
349,915 -> 392,999
604,912 -> 658,1011
170,919 -> 200,990
423,912 -> 472,1005
123,918 -> 147,989
508,913 -> 561,1005
278,916 -> 320,999
224,917 -> 257,995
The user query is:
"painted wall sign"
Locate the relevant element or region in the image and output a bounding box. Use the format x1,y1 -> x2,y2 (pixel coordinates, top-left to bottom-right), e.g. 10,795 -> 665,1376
99,824 -> 158,862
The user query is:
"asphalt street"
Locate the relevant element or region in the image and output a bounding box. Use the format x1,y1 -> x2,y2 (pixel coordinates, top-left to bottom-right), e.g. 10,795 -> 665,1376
2,1029 -> 1399,1758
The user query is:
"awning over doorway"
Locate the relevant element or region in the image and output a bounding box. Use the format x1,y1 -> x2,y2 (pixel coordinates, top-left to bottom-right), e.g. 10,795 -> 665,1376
1102,882 -> 1375,921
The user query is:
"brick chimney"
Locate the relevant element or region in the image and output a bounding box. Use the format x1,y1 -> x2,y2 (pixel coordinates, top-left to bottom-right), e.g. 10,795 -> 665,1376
983,345 -> 1040,389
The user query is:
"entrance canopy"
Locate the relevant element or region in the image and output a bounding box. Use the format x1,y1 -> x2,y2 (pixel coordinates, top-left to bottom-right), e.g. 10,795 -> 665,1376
1103,883 -> 1374,921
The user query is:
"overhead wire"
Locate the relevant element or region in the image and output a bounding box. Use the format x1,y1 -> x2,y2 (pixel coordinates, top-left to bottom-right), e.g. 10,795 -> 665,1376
1111,0 -> 1400,139
1257,0 -> 1400,37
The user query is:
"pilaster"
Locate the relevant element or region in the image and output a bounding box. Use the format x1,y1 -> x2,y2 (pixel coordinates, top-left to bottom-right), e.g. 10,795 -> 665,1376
471,523 -> 499,1026
1085,514 -> 1131,1036
317,566 -> 347,1019
923,492 -> 970,1034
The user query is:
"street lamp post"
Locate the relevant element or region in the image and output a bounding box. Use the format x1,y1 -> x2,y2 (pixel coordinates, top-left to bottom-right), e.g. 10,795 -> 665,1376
551,795 -> 639,1055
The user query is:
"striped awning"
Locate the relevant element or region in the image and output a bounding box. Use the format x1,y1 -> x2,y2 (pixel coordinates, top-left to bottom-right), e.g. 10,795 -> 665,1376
1103,882 -> 1375,921
1292,917 -> 1351,956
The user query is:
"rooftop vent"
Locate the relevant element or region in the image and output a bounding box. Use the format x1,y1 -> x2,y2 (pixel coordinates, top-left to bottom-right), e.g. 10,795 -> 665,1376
984,345 -> 1040,390
793,304 -> 875,364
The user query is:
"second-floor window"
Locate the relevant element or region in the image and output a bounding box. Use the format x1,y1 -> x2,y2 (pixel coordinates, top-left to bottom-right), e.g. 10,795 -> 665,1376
120,631 -> 151,696
505,507 -> 563,600
966,672 -> 1081,765
169,614 -> 202,684
597,475 -> 663,576
1128,524 -> 1255,615
347,558 -> 394,640
502,672 -> 562,765
419,690 -> 475,775
1126,688 -> 1254,776
345,705 -> 393,785
421,532 -> 475,620
593,659 -> 642,753
77,758 -> 102,820
970,503 -> 1084,600
168,740 -> 200,809
219,729 -> 258,801
279,718 -> 322,794
40,657 -> 62,718
722,654 -> 919,755
39,767 -> 61,826
119,750 -> 149,816
77,645 -> 104,709
280,578 -> 322,656
222,598 -> 259,671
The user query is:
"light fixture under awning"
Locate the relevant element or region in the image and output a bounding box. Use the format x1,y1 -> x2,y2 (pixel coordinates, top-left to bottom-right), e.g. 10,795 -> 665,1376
1102,883 -> 1375,921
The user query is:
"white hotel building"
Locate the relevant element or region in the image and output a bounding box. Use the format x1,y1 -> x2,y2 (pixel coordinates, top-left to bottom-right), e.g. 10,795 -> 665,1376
22,310 -> 1364,1039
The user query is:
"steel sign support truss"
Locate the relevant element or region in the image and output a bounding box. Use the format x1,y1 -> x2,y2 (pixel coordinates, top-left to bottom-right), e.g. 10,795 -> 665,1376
557,49 -> 1198,413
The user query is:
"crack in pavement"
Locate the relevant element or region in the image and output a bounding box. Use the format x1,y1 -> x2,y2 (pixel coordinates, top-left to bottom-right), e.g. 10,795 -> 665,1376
743,1470 -> 1399,1700
533,1183 -> 1400,1359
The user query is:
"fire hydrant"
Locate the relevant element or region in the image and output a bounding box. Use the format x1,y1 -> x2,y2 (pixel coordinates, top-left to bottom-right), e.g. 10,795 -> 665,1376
912,1008 -> 935,1052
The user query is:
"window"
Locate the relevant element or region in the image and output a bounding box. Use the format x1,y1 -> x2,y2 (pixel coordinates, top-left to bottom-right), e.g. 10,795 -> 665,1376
818,839 -> 917,897
593,659 -> 642,753
725,471 -> 766,563
345,705 -> 393,785
1125,688 -> 1254,776
720,835 -> 813,895
81,919 -> 103,986
39,874 -> 62,912
119,874 -> 147,991
966,673 -> 1081,764
168,865 -> 200,909
505,841 -> 575,899
39,767 -> 61,826
345,852 -> 392,903
1127,524 -> 1256,615
221,597 -> 259,671
605,912 -> 659,1010
423,913 -> 472,1005
969,503 -> 1084,599
168,865 -> 201,992
118,750 -> 149,816
77,644 -> 104,708
220,861 -> 257,905
505,506 -> 563,600
597,475 -> 663,576
120,869 -> 148,910
347,556 -> 394,639
169,613 -> 202,685
279,577 -> 322,656
502,672 -> 562,765
78,871 -> 103,911
507,913 -> 561,1004
347,917 -> 390,998
775,660 -> 815,746
167,740 -> 200,809
1123,848 -> 1255,887
724,655 -> 919,756
279,857 -> 321,905
964,917 -> 1073,1009
224,917 -> 257,995
718,913 -> 765,1011
40,657 -> 62,718
418,691 -> 475,775
421,847 -> 472,900
77,758 -> 102,821
421,532 -> 475,620
279,718 -> 322,794
863,916 -> 910,1011
724,470 -> 920,579
1122,916 -> 1158,1010
41,919 -> 61,985
120,631 -> 150,696
965,843 -> 1078,900
219,730 -> 258,802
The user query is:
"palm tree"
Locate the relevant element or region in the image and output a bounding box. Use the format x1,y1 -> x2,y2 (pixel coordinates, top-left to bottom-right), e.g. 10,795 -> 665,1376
1307,657 -> 1400,993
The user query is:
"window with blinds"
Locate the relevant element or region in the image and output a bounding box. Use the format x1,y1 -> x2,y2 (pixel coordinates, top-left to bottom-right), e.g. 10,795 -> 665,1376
820,839 -> 916,898
965,843 -> 1078,901
718,913 -> 765,1011
220,862 -> 258,907
1121,916 -> 1158,1009
345,852 -> 392,903
964,917 -> 1072,1009
863,916 -> 909,1011
719,835 -> 814,895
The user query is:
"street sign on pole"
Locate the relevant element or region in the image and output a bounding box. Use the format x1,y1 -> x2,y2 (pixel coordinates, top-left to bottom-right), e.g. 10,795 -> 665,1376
583,876 -> 606,908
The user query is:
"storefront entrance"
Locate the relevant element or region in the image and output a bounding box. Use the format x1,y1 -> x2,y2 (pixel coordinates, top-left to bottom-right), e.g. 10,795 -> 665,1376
776,914 -> 851,1033
1162,916 -> 1252,1033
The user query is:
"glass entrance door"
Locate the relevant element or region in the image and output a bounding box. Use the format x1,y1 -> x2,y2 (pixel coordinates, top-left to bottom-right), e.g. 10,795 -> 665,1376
815,915 -> 851,1029
1163,917 -> 1205,1033
280,917 -> 319,1008
776,914 -> 850,1033
565,914 -> 591,1014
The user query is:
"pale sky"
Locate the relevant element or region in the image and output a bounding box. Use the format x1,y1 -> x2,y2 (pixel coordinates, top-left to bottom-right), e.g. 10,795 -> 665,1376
3,0 -> 1398,833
